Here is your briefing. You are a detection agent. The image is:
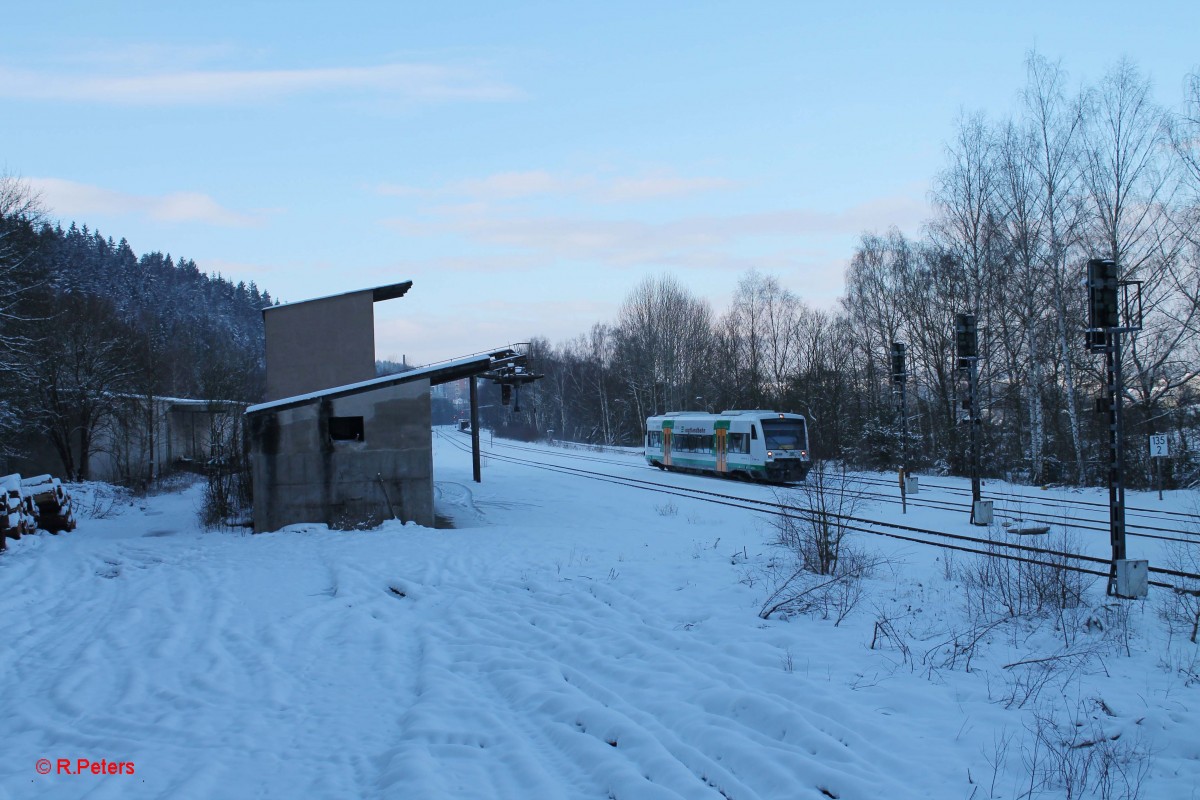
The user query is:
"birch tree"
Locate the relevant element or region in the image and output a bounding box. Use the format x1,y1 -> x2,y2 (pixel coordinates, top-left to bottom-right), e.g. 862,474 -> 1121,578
1083,59 -> 1198,480
1023,52 -> 1091,482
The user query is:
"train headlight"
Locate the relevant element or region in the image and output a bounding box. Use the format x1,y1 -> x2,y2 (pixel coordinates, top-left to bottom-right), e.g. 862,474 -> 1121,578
766,450 -> 773,458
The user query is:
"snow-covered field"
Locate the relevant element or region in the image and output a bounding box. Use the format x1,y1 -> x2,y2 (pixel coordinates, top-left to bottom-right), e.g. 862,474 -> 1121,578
2,431 -> 1198,799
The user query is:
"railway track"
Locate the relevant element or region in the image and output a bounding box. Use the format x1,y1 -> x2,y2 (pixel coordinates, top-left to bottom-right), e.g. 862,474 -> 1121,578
852,473 -> 1200,527
459,431 -> 1200,547
436,429 -> 1200,595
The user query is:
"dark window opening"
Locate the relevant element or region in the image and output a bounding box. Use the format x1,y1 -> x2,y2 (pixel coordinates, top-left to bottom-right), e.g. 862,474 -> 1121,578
675,433 -> 714,453
329,416 -> 365,442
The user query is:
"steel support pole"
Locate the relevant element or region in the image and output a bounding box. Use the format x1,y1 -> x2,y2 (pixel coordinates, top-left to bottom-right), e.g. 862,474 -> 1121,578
899,383 -> 908,515
1106,331 -> 1127,595
470,376 -> 481,483
969,359 -> 981,516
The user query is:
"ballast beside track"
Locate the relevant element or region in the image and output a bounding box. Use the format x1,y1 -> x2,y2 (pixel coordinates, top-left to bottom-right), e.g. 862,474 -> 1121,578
437,430 -> 1200,596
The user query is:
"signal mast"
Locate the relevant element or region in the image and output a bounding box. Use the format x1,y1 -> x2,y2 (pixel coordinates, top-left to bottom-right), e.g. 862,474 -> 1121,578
1085,258 -> 1145,598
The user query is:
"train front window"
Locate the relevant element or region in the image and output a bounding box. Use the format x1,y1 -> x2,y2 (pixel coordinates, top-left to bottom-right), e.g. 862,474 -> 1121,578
761,419 -> 807,451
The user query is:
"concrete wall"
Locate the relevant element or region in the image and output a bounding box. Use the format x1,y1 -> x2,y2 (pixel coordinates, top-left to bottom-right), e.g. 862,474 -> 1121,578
92,401 -> 240,483
248,378 -> 433,532
4,399 -> 240,485
263,290 -> 377,402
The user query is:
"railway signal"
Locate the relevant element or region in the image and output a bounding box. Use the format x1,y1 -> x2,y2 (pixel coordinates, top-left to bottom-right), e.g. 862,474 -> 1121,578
1084,258 -> 1146,598
955,313 -> 987,524
1086,258 -> 1119,352
890,342 -> 907,384
955,312 -> 977,368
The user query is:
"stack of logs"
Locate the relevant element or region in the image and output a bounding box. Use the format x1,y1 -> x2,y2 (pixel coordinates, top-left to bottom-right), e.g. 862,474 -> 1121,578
1,473 -> 76,551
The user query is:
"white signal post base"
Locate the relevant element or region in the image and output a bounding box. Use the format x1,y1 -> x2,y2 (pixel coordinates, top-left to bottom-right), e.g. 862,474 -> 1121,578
1114,559 -> 1148,599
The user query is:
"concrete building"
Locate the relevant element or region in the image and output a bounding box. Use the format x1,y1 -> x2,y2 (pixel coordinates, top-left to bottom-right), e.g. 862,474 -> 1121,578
245,356 -> 489,532
262,281 -> 411,403
247,280 -> 524,532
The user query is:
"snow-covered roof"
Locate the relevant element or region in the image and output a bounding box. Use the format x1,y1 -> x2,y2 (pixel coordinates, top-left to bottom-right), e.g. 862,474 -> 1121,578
107,392 -> 248,409
245,354 -> 491,415
263,281 -> 413,313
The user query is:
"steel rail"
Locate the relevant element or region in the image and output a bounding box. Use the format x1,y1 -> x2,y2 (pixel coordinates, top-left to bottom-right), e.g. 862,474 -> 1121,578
435,430 -> 1200,593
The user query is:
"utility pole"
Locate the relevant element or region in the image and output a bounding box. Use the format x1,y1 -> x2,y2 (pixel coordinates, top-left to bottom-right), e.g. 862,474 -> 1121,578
470,376 -> 481,483
891,341 -> 908,514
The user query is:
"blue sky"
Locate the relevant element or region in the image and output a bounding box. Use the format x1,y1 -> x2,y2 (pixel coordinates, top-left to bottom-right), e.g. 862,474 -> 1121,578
3,1 -> 1197,363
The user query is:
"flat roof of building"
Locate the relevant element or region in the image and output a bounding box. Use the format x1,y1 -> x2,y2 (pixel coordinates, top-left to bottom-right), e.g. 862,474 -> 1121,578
262,280 -> 413,314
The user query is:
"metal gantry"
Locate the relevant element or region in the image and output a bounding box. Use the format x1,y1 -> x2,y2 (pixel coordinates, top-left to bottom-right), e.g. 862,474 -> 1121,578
469,346 -> 544,483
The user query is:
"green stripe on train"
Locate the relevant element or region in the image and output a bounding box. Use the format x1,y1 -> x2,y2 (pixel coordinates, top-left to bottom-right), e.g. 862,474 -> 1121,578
645,456 -> 766,472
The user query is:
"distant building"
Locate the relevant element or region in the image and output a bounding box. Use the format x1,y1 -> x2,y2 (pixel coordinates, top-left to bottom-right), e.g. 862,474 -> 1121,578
98,396 -> 246,483
5,394 -> 244,486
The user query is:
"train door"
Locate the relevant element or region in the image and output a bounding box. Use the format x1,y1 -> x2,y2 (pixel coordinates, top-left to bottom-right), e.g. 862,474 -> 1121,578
714,420 -> 729,473
662,420 -> 673,467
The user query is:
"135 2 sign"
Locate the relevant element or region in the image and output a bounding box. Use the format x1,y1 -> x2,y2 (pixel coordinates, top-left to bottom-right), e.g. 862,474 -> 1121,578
1148,434 -> 1169,458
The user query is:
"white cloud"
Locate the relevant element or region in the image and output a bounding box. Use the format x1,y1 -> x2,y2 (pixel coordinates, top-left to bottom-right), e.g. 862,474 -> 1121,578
382,191 -> 931,265
375,168 -> 740,204
0,62 -> 520,106
451,171 -> 586,200
373,183 -> 426,197
29,177 -> 261,227
599,173 -> 738,202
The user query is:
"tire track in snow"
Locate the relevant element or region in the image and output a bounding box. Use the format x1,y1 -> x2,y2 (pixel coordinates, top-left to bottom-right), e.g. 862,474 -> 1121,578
364,548 -> 930,800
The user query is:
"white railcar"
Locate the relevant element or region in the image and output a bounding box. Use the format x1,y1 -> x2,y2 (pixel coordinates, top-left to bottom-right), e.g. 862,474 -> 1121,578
644,410 -> 810,482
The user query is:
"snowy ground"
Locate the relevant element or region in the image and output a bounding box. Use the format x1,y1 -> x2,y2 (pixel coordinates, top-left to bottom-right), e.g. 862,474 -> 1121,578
2,430 -> 1198,799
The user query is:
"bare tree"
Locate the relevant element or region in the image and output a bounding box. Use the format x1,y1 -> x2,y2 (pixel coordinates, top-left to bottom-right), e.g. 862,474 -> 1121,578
723,270 -> 803,409
994,118 -> 1053,480
614,274 -> 713,420
1083,59 -> 1199,482
28,294 -> 136,480
760,461 -> 876,623
929,111 -> 1002,314
1023,52 -> 1091,482
770,460 -> 866,575
1172,70 -> 1200,189
0,174 -> 44,458
1166,71 -> 1200,340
